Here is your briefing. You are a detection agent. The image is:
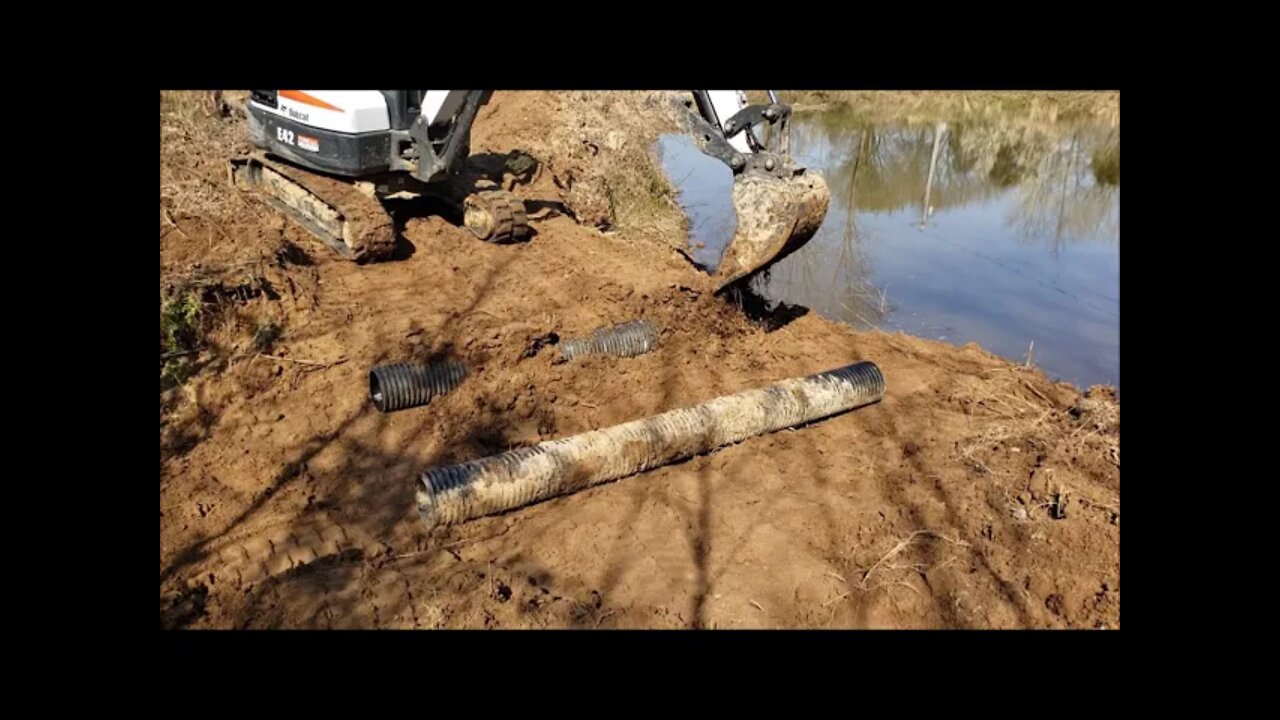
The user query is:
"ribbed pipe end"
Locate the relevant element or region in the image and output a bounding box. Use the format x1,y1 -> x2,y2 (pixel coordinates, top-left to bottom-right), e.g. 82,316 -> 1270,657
369,360 -> 468,413
813,361 -> 885,405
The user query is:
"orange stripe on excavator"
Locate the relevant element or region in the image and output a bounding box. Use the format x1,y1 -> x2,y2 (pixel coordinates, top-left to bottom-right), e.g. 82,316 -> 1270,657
279,90 -> 344,112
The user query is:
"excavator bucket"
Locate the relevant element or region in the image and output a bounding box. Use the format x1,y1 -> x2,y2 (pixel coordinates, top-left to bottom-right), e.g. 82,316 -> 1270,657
677,93 -> 832,292
713,170 -> 830,292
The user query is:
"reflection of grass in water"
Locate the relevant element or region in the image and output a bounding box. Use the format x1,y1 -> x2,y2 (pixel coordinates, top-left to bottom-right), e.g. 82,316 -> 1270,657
839,281 -> 890,330
796,120 -> 1019,214
760,106 -> 1120,335
791,114 -> 1119,249
1092,145 -> 1120,186
766,217 -> 888,330
989,144 -> 1031,187
1004,131 -> 1120,248
752,90 -> 1120,127
762,116 -> 892,330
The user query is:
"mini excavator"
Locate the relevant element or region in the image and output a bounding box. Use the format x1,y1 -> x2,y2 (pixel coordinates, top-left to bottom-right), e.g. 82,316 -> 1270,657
229,90 -> 829,291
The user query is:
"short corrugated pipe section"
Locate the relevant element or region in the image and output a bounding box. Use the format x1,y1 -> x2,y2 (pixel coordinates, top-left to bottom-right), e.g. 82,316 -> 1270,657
369,360 -> 468,413
559,319 -> 658,361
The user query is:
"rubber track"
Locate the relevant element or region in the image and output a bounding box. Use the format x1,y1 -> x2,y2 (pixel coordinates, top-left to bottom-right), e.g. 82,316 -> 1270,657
240,153 -> 395,262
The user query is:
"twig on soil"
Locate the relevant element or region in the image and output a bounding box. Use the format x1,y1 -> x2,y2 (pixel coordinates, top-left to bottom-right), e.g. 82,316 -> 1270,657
161,208 -> 189,239
935,556 -> 959,572
392,551 -> 431,561
441,523 -> 515,550
594,610 -> 616,629
887,555 -> 957,576
825,571 -> 847,583
1000,392 -> 1041,415
161,349 -> 199,360
254,353 -> 348,369
967,457 -> 994,475
861,530 -> 970,589
1080,497 -> 1120,514
887,580 -> 923,598
860,579 -> 924,598
169,163 -> 253,209
823,592 -> 850,608
750,600 -> 764,612
1020,378 -> 1055,407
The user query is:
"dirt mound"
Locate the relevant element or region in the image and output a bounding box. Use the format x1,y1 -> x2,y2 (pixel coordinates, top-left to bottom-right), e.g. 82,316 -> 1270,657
466,91 -> 691,245
159,91 -> 1119,629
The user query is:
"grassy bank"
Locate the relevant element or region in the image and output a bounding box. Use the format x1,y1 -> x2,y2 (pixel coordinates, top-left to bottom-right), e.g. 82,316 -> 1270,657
754,90 -> 1119,126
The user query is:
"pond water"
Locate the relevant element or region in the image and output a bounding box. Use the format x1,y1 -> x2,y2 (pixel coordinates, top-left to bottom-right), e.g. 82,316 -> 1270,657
656,109 -> 1120,390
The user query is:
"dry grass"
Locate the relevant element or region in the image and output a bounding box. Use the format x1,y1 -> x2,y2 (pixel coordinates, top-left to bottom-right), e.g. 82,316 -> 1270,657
859,530 -> 970,590
949,366 -> 1119,517
470,91 -> 693,251
753,91 -> 1120,127
160,91 -> 250,223
159,259 -> 285,388
160,91 -> 291,393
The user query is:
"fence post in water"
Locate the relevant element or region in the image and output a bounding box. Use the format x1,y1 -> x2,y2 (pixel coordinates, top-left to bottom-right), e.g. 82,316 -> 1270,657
922,122 -> 947,227
417,361 -> 885,528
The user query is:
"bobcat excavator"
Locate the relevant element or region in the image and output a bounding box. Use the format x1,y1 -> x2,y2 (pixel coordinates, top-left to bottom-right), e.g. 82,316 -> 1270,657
228,90 -> 829,292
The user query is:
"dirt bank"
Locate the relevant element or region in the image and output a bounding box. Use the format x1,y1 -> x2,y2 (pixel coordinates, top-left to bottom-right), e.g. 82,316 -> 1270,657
160,91 -> 1119,629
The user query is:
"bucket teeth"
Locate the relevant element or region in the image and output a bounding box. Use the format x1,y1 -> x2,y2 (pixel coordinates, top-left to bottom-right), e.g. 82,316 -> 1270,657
714,171 -> 830,292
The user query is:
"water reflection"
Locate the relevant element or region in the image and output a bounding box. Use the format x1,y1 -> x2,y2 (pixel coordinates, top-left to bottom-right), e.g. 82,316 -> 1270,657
794,112 -> 1120,247
655,112 -> 1121,389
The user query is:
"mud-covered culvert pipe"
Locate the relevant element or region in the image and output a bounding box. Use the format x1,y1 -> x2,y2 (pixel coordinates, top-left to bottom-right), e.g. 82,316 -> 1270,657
369,360 -> 468,412
417,360 -> 885,528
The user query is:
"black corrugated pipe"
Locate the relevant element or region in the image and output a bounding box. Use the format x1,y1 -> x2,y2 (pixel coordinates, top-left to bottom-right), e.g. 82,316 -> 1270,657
369,360 -> 468,412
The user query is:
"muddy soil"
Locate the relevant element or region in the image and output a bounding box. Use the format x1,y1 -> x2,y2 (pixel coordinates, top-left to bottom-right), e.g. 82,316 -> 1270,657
159,91 -> 1119,629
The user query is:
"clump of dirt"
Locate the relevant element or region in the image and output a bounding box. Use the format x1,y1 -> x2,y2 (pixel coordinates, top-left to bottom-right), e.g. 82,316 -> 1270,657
159,91 -> 1118,629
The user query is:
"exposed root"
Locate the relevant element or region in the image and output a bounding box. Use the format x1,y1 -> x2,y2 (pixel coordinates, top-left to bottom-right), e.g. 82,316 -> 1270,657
860,530 -> 970,590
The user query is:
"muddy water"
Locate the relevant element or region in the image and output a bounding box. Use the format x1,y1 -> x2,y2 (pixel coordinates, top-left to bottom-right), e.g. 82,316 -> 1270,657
657,111 -> 1120,390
